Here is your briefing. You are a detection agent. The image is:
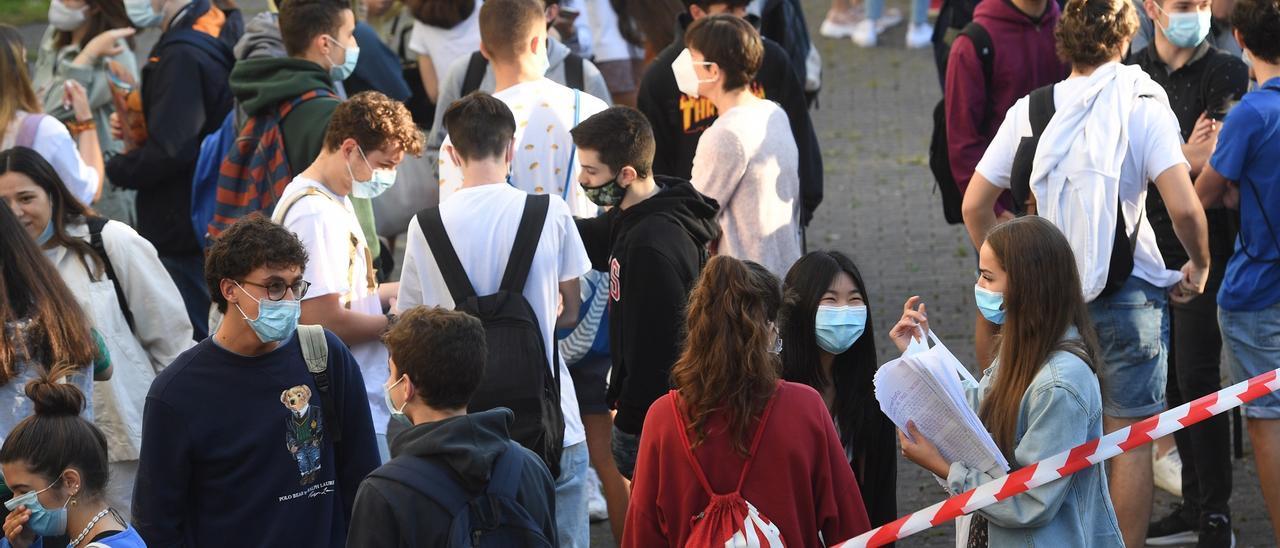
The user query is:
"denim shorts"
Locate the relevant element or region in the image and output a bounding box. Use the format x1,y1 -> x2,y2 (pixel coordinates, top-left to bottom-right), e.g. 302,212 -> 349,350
611,425 -> 640,480
1088,276 -> 1170,418
1219,302 -> 1280,419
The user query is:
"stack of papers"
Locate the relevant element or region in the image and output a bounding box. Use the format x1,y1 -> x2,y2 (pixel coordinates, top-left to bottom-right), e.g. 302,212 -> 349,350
874,331 -> 1010,475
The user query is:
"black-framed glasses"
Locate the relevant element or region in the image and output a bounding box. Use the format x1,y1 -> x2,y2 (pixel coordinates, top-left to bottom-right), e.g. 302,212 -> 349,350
238,279 -> 311,301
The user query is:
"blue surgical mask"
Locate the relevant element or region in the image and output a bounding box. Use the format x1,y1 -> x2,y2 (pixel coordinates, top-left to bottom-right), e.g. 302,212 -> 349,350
347,146 -> 396,199
974,284 -> 1006,325
814,305 -> 868,354
233,282 -> 301,343
126,0 -> 162,28
1158,6 -> 1211,48
325,35 -> 359,81
4,477 -> 70,538
35,221 -> 55,246
383,375 -> 411,426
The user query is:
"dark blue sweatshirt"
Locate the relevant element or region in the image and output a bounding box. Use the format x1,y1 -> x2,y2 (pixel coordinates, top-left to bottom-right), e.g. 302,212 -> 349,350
132,330 -> 380,547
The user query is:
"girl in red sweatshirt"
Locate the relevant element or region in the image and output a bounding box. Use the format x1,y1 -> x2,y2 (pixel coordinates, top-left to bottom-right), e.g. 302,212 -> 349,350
622,256 -> 871,547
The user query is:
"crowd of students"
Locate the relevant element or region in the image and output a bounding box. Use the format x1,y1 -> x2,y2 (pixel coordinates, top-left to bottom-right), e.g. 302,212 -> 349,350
0,0 -> 1277,545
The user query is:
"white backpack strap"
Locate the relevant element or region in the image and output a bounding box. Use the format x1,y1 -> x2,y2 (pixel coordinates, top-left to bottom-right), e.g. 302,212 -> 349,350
297,324 -> 328,374
270,187 -> 332,224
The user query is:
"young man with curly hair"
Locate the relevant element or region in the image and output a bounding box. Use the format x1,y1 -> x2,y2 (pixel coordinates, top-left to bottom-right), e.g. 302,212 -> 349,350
132,214 -> 381,546
961,0 -> 1210,544
274,91 -> 423,462
1196,0 -> 1280,541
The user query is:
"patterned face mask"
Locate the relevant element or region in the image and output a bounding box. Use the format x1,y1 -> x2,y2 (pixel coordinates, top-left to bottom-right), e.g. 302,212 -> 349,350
581,174 -> 627,207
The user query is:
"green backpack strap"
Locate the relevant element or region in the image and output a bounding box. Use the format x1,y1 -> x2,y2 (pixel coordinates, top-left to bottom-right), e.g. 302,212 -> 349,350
297,325 -> 341,442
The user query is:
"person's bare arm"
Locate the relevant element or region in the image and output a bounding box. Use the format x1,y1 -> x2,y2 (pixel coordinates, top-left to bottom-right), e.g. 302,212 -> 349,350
962,173 -> 1005,249
1195,163 -> 1235,210
556,278 -> 580,330
300,294 -> 389,346
418,55 -> 439,104
1153,163 -> 1211,302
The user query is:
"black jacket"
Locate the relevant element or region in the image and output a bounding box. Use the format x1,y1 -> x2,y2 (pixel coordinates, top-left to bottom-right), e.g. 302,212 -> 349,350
346,409 -> 558,546
575,177 -> 720,435
637,14 -> 822,225
105,0 -> 234,256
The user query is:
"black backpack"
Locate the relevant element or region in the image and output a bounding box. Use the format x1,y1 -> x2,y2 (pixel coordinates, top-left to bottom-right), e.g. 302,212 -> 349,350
367,441 -> 555,547
417,195 -> 565,478
461,50 -> 585,96
85,217 -> 135,333
1009,85 -> 1137,299
928,22 -> 994,225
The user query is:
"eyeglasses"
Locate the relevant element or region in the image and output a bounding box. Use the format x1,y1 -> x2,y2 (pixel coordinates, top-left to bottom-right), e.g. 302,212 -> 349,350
238,279 -> 311,301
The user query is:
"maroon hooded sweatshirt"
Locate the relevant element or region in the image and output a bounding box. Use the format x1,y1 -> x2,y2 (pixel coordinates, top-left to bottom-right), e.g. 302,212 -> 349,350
945,0 -> 1068,213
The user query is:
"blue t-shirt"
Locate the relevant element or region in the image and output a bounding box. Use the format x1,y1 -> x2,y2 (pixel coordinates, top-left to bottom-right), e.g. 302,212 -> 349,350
1211,77 -> 1280,311
131,330 -> 381,547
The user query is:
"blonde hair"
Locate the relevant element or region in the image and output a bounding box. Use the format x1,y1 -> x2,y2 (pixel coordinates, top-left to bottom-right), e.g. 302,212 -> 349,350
0,26 -> 41,144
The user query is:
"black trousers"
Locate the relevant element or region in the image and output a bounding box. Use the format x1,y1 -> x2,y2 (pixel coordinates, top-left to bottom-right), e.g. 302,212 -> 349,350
1167,267 -> 1232,518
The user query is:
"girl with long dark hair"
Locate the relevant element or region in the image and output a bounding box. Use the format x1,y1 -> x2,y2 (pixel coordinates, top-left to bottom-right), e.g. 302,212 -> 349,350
894,216 -> 1123,546
623,256 -> 870,547
779,250 -> 897,531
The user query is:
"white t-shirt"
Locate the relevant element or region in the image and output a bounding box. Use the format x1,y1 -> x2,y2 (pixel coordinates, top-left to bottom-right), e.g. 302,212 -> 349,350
583,0 -> 640,62
396,183 -> 591,447
1,111 -> 99,205
975,76 -> 1188,290
276,177 -> 390,435
407,3 -> 482,92
437,78 -> 608,217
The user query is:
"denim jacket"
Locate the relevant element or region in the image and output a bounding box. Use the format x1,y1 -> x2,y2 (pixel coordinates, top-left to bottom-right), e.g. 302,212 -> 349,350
948,329 -> 1124,546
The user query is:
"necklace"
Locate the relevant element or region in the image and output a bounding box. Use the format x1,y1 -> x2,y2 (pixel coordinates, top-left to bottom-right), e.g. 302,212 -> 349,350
68,507 -> 111,548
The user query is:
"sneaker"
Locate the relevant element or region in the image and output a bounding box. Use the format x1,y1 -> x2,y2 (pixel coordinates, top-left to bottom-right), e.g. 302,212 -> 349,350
1153,447 -> 1184,498
1196,514 -> 1235,548
876,8 -> 904,32
585,466 -> 608,523
906,22 -> 934,49
820,8 -> 864,39
1147,505 -> 1199,546
851,19 -> 877,47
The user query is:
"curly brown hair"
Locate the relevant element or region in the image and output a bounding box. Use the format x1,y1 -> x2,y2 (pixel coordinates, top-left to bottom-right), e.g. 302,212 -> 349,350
322,91 -> 424,157
669,256 -> 781,456
204,214 -> 309,313
1055,0 -> 1138,68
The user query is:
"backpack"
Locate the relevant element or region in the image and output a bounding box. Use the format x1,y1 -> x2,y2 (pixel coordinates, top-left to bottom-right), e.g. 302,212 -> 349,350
202,88 -> 338,243
1009,85 -> 1137,299
191,109 -> 237,247
928,22 -> 994,225
673,389 -> 785,548
931,0 -> 984,85
297,324 -> 342,443
417,194 -> 566,478
84,217 -> 136,334
367,441 -> 554,547
13,113 -> 47,149
460,50 -> 585,96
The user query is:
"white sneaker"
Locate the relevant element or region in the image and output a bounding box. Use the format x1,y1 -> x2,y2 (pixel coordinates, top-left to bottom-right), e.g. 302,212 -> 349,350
876,8 -> 904,32
906,22 -> 934,49
586,466 -> 608,522
851,19 -> 877,47
1152,447 -> 1184,498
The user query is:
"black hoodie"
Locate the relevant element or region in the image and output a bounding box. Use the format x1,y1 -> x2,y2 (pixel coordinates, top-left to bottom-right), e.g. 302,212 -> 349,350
346,409 -> 557,546
637,14 -> 822,226
575,177 -> 720,435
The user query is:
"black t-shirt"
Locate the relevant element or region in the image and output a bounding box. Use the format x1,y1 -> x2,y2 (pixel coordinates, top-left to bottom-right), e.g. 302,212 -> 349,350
1130,43 -> 1250,269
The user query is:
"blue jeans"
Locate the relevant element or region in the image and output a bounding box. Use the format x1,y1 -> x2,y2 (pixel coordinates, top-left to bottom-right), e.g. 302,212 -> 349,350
1088,276 -> 1169,418
159,253 -> 210,341
1220,302 -> 1280,419
867,0 -> 929,25
554,441 -> 589,548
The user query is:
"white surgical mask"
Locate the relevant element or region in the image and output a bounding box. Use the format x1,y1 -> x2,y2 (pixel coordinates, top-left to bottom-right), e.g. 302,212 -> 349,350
346,145 -> 397,199
48,0 -> 88,31
126,0 -> 162,28
671,48 -> 716,98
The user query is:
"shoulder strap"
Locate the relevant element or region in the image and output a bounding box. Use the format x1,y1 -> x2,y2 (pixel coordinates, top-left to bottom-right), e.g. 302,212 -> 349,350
371,456 -> 472,512
86,217 -> 137,334
562,91 -> 581,201
279,88 -> 337,120
271,187 -> 332,224
1010,84 -> 1057,215
565,53 -> 585,92
733,388 -> 780,492
15,113 -> 46,149
485,442 -> 529,499
417,207 -> 479,304
1028,85 -> 1056,137
297,324 -> 341,443
461,51 -> 489,97
499,195 -> 551,295
958,22 -> 994,90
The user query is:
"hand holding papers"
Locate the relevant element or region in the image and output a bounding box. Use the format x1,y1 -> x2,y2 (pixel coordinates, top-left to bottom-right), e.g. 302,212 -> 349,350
876,330 -> 1010,475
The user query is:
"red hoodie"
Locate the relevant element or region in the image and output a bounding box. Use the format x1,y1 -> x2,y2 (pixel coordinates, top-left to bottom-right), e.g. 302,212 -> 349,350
946,0 -> 1068,210
623,382 -> 871,547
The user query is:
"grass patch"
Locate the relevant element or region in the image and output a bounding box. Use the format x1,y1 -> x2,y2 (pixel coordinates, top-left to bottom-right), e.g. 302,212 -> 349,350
0,0 -> 49,27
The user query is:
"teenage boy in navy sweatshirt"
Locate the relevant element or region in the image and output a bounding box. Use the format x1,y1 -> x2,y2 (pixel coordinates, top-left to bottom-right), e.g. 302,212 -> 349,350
571,107 -> 721,479
132,214 -> 380,547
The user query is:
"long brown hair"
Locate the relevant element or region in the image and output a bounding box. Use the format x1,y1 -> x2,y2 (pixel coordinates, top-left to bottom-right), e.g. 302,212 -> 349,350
53,0 -> 136,51
980,216 -> 1103,455
670,256 -> 781,456
0,25 -> 41,144
0,148 -> 103,279
0,206 -> 97,386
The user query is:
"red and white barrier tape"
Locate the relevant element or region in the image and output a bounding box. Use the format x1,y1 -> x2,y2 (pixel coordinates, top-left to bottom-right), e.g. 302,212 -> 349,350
838,367 -> 1280,548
